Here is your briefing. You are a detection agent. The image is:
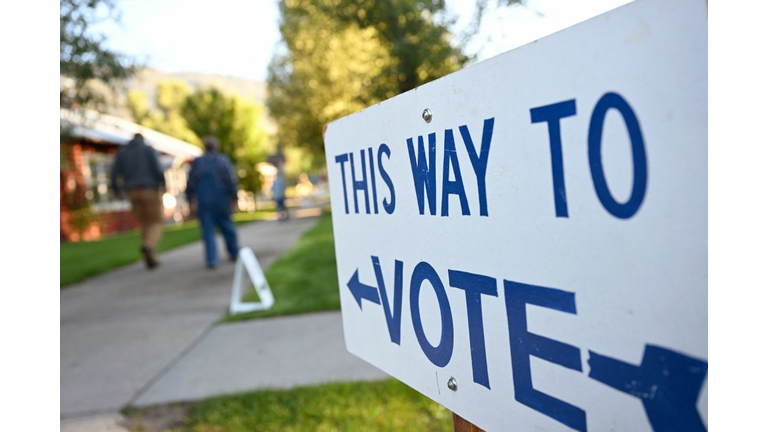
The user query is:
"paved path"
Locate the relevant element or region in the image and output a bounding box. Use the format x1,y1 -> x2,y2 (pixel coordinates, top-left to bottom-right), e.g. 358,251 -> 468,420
61,213 -> 387,430
135,311 -> 387,406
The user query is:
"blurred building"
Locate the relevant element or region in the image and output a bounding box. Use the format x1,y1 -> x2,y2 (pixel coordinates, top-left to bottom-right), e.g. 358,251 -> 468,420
60,108 -> 202,242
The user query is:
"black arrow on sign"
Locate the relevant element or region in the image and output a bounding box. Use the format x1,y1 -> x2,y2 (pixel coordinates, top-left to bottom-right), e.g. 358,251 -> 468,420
347,269 -> 381,309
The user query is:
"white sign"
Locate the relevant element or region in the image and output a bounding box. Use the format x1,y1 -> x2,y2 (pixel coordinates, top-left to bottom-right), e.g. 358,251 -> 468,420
323,0 -> 707,430
230,247 -> 274,314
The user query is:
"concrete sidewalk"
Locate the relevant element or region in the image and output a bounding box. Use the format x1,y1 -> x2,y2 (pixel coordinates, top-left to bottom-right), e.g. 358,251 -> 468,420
61,213 -> 387,431
61,312 -> 387,432
61,217 -> 319,417
135,311 -> 387,406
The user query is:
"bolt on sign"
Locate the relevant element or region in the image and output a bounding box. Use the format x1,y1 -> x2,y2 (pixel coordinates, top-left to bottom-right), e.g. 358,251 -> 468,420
323,0 -> 707,430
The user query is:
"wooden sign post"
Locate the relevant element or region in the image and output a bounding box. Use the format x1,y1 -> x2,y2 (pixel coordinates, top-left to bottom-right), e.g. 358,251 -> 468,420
453,413 -> 484,432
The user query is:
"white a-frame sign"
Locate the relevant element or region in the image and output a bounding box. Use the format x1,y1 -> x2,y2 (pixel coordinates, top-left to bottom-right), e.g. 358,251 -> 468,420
229,247 -> 275,314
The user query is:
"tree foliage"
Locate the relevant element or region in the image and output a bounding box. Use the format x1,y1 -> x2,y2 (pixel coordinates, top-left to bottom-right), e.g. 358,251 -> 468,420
268,13 -> 395,166
60,0 -> 134,108
127,80 -> 201,146
315,0 -> 468,93
182,88 -> 270,194
268,0 -> 468,166
127,82 -> 270,193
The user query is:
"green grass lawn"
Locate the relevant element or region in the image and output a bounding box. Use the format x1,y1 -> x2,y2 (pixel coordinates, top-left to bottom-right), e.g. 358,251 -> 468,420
126,380 -> 452,432
60,211 -> 272,288
224,211 -> 339,322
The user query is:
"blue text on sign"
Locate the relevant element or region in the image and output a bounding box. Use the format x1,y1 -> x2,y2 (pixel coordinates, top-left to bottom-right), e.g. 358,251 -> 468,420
347,256 -> 707,432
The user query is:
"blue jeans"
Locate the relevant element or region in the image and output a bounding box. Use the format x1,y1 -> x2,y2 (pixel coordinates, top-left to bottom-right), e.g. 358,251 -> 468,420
198,205 -> 239,266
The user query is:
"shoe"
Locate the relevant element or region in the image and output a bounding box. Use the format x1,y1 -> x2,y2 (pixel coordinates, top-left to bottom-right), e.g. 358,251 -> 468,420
141,246 -> 160,269
207,263 -> 218,270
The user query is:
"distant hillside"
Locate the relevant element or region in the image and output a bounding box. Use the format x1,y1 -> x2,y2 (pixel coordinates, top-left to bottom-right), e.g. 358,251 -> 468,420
127,69 -> 268,108
74,68 -> 276,133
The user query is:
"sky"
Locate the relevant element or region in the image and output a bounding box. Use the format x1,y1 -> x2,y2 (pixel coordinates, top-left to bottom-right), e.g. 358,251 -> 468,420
96,0 -> 632,82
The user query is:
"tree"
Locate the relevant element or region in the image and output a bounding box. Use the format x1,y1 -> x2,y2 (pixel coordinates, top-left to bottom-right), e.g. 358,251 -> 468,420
127,80 -> 201,146
182,88 -> 270,193
60,0 -> 134,108
268,0 -> 468,165
269,12 -> 396,166
313,0 -> 468,94
126,90 -> 150,124
126,83 -> 269,193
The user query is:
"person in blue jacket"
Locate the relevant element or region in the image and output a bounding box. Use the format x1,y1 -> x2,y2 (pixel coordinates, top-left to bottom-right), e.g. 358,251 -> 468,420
186,136 -> 240,268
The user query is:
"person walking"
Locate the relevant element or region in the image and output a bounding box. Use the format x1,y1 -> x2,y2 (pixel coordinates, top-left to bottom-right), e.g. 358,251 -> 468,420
271,165 -> 289,221
110,133 -> 166,269
186,136 -> 240,269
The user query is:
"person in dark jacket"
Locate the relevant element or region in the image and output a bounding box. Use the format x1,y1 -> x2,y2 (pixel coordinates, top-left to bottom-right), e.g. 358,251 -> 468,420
186,136 -> 240,268
110,133 -> 166,269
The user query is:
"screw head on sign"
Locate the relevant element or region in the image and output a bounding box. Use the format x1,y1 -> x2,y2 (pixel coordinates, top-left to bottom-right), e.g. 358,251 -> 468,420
447,377 -> 458,392
422,108 -> 433,123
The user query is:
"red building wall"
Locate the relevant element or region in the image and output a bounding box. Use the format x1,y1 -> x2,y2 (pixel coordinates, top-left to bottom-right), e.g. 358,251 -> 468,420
60,141 -> 140,242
